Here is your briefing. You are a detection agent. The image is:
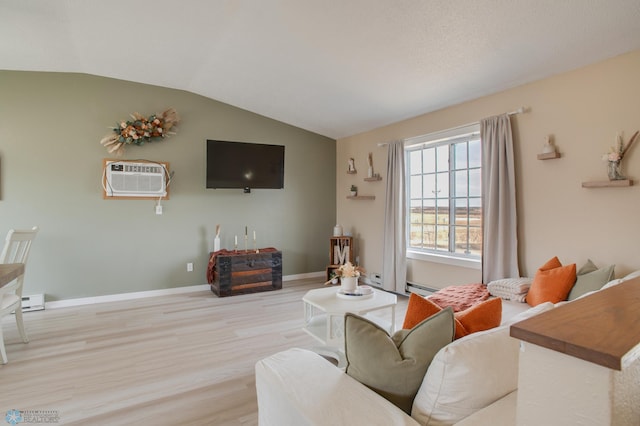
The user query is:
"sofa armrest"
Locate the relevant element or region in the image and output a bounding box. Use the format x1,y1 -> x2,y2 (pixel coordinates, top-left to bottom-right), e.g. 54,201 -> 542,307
255,348 -> 419,426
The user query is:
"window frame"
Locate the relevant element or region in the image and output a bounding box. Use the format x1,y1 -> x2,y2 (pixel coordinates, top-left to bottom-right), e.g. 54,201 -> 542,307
405,124 -> 482,270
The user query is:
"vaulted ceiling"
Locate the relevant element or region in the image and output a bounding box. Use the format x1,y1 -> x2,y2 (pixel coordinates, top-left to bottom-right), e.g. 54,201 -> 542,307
2,1 -> 640,139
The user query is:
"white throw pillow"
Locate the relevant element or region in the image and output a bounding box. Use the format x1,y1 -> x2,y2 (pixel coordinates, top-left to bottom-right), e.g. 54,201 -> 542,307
411,302 -> 554,425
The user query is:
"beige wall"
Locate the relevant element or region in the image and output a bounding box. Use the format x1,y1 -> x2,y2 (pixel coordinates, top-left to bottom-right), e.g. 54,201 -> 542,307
0,72 -> 336,300
337,50 -> 640,289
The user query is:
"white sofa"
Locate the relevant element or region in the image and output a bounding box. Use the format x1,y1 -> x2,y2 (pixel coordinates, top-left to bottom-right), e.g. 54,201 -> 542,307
255,271 -> 640,426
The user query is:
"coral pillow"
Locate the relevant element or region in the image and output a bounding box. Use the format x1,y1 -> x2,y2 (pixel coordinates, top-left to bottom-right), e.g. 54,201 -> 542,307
403,293 -> 442,329
454,297 -> 502,338
526,257 -> 577,306
403,293 -> 502,339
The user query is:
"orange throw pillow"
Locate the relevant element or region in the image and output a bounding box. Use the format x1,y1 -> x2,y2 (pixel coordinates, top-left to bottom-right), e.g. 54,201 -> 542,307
526,257 -> 577,306
403,293 -> 442,329
403,293 -> 502,339
454,297 -> 502,339
539,256 -> 562,271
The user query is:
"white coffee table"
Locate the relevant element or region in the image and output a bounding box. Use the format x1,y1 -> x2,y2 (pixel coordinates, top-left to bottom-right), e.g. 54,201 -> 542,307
302,286 -> 397,365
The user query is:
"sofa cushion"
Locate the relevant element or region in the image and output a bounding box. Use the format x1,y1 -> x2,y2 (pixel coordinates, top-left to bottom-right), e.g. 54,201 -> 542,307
255,348 -> 421,426
411,302 -> 554,425
403,293 -> 501,339
567,262 -> 614,301
344,308 -> 454,414
526,256 -> 576,306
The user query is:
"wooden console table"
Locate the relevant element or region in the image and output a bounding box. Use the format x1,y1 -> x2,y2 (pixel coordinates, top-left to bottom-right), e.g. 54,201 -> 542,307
207,249 -> 282,297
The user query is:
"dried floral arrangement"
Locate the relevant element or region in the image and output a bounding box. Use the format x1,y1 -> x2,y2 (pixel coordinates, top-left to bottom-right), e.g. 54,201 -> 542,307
602,130 -> 638,163
100,108 -> 179,155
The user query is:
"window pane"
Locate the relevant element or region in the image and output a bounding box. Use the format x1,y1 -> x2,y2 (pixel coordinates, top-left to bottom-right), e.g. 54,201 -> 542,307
454,226 -> 469,254
423,148 -> 435,173
454,199 -> 468,226
436,145 -> 449,172
469,226 -> 482,255
423,174 -> 436,198
436,172 -> 449,197
410,175 -> 422,199
423,199 -> 435,224
469,139 -> 481,168
435,224 -> 448,251
455,170 -> 468,197
409,150 -> 422,175
436,202 -> 449,225
454,142 -> 467,170
469,169 -> 481,197
409,223 -> 423,247
422,224 -> 435,250
409,199 -> 422,224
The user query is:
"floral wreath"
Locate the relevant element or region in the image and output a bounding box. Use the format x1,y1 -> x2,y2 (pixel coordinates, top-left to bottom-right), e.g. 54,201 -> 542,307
100,108 -> 179,155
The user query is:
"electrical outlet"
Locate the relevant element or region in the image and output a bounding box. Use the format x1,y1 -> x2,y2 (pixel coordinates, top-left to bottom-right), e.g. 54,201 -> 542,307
155,205 -> 163,215
187,262 -> 193,272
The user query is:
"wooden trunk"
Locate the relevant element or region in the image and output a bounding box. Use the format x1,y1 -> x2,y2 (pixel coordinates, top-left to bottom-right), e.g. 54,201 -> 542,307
210,250 -> 282,297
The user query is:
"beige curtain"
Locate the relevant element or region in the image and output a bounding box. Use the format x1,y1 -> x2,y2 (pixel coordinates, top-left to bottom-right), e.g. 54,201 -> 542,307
382,141 -> 407,293
481,114 -> 519,283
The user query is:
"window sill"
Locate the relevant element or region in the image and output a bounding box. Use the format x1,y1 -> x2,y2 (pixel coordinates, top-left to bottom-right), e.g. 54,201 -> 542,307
406,250 -> 481,270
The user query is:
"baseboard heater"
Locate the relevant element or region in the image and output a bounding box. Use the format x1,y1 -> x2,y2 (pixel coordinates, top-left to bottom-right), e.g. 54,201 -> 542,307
406,281 -> 438,296
21,294 -> 45,312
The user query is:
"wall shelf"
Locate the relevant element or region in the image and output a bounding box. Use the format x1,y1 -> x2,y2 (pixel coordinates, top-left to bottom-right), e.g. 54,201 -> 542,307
537,152 -> 561,160
346,195 -> 375,200
581,180 -> 633,188
364,176 -> 382,182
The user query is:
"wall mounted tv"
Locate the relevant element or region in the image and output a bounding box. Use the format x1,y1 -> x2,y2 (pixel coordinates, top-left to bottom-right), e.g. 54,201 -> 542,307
206,140 -> 285,191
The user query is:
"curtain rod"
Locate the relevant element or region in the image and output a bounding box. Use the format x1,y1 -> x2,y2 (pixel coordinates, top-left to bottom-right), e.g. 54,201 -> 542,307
377,106 -> 528,147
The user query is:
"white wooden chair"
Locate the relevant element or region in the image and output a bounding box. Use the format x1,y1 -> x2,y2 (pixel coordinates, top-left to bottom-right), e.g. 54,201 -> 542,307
0,226 -> 39,364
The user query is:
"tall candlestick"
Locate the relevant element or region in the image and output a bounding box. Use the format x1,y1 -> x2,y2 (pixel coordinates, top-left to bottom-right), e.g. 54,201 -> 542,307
253,230 -> 257,253
234,235 -> 238,252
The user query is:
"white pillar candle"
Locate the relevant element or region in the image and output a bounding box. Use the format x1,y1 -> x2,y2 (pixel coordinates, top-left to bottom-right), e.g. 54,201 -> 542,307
235,235 -> 238,245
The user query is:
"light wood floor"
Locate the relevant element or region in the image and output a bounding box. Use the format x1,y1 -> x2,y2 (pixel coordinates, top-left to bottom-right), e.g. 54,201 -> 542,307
0,279 -> 408,425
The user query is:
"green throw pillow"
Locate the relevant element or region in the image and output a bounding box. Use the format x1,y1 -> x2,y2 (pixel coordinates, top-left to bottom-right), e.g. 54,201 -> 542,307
344,308 -> 455,414
567,262 -> 615,300
577,259 -> 598,275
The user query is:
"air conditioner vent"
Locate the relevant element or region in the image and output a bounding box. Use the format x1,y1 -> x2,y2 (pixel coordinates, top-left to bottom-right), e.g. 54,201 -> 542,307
103,160 -> 168,197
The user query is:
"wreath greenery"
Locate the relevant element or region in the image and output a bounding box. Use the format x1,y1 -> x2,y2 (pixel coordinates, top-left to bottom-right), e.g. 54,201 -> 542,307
100,108 -> 179,155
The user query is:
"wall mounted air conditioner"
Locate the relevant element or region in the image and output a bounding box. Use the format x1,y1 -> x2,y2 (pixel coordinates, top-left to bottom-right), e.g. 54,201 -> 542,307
21,294 -> 45,312
103,160 -> 168,198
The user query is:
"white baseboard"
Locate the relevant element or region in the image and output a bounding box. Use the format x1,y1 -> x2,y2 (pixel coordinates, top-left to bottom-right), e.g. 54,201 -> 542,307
44,271 -> 325,310
282,271 -> 324,281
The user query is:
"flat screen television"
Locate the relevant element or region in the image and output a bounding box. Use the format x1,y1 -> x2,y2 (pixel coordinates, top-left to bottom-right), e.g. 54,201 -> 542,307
206,140 -> 285,191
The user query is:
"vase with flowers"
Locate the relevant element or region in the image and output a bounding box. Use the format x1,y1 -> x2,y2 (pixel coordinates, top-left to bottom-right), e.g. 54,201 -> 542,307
335,261 -> 365,292
602,131 -> 638,181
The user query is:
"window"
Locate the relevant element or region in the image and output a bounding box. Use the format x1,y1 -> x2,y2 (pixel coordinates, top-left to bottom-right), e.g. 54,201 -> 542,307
406,125 -> 482,263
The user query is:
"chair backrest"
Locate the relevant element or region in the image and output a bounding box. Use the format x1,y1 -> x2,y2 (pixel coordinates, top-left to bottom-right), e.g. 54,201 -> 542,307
0,226 -> 39,265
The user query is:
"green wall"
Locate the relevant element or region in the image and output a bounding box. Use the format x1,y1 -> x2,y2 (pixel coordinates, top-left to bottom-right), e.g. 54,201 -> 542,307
0,71 -> 336,300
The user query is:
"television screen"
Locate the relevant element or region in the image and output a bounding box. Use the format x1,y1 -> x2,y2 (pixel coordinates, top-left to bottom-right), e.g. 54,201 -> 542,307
206,140 -> 285,190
